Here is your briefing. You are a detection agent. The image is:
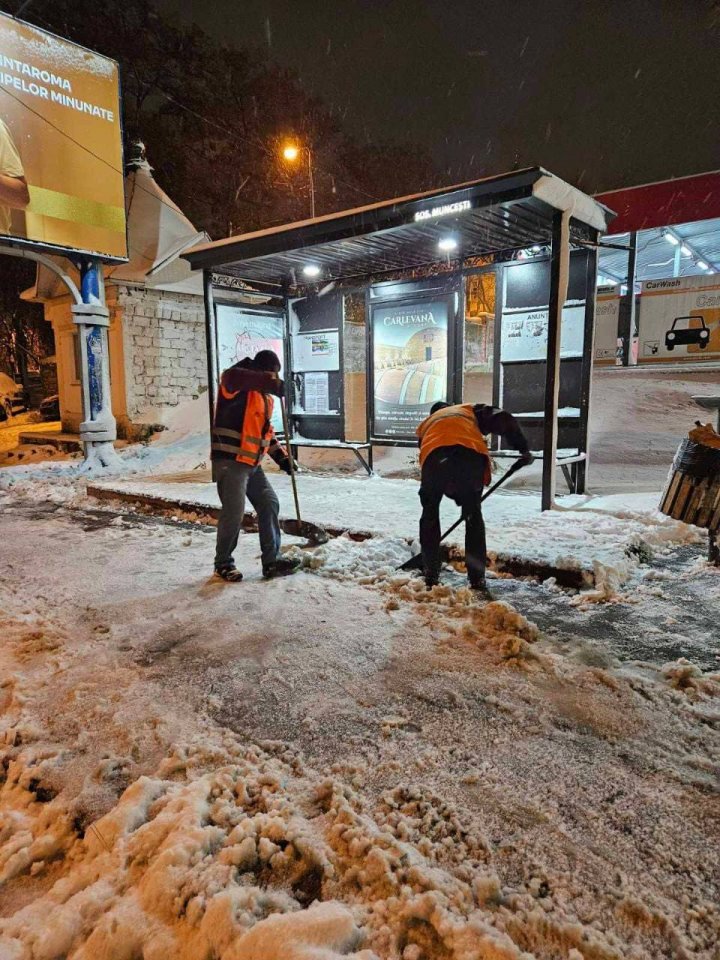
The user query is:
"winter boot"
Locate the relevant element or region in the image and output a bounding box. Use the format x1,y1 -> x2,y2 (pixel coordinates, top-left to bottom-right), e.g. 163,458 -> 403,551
214,565 -> 244,583
263,556 -> 301,579
424,565 -> 440,590
469,576 -> 493,600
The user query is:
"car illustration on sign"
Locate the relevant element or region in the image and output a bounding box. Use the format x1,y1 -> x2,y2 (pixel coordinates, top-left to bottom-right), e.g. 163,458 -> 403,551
665,315 -> 710,350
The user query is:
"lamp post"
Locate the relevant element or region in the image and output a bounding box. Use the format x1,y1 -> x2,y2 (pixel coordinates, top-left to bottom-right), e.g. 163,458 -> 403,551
282,141 -> 315,219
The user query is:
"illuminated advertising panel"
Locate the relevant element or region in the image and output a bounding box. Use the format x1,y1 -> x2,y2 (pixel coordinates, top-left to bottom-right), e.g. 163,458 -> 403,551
372,299 -> 449,439
0,13 -> 126,260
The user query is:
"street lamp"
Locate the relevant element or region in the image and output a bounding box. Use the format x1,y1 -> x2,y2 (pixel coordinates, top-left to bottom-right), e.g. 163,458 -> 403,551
281,140 -> 315,219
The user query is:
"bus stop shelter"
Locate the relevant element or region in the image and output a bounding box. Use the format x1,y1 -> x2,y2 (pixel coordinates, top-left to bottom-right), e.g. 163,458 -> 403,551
183,167 -> 614,510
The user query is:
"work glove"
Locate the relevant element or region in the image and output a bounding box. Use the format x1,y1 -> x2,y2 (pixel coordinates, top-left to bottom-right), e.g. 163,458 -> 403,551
518,451 -> 535,467
278,455 -> 298,475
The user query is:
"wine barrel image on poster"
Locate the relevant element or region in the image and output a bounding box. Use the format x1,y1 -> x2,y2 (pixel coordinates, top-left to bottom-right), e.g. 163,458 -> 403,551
375,359 -> 446,406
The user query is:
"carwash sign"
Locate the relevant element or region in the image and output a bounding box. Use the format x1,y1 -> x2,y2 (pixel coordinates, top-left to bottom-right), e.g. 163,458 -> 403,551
413,199 -> 471,222
0,13 -> 126,261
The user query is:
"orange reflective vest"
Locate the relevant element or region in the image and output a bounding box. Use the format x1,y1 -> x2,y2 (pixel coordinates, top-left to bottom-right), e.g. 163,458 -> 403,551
416,403 -> 492,483
211,379 -> 275,467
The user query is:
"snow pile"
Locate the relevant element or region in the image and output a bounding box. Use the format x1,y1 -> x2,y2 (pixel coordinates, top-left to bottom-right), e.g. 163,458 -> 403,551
295,537 -> 541,664
0,726 -> 378,960
661,659 -> 720,698
0,730 -> 571,960
294,535 -> 414,584
385,578 -> 539,661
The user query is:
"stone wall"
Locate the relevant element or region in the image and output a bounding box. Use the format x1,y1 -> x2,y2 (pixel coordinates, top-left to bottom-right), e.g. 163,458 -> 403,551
118,285 -> 207,428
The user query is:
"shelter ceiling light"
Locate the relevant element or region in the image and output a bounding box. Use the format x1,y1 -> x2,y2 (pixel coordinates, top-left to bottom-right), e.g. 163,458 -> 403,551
438,236 -> 458,252
664,230 -> 680,245
680,245 -> 692,256
302,264 -> 321,278
697,260 -> 709,270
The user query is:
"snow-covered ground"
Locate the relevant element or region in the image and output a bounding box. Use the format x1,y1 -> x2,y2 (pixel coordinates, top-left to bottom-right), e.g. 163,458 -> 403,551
85,472 -> 704,596
0,495 -> 718,959
0,369 -> 719,958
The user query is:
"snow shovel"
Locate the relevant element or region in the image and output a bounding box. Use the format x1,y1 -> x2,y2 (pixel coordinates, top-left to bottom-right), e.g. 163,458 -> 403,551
398,457 -> 528,572
278,395 -> 329,546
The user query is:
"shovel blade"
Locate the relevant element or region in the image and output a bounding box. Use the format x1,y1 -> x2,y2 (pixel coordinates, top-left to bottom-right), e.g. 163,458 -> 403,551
399,551 -> 424,572
282,518 -> 329,545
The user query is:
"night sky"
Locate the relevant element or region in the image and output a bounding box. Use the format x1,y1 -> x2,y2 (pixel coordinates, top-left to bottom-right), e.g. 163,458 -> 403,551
156,0 -> 720,194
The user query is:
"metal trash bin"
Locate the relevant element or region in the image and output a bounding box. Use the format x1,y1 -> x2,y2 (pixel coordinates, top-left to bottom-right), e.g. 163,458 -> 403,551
660,436 -> 720,564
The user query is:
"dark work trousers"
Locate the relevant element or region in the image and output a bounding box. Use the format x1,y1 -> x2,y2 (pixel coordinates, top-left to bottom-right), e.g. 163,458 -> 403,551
419,446 -> 488,584
212,459 -> 281,570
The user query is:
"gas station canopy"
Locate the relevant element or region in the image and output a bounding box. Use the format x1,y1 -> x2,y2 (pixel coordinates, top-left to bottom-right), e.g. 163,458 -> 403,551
596,170 -> 720,284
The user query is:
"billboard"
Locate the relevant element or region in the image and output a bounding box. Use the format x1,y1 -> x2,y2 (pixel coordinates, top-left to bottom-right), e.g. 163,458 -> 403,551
372,299 -> 449,439
638,276 -> 720,363
0,13 -> 126,260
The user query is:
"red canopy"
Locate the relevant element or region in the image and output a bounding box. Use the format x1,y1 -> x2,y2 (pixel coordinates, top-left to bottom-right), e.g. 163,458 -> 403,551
596,171 -> 720,236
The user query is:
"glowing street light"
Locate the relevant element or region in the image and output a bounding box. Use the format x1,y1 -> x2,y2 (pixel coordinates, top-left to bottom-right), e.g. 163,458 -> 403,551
281,140 -> 315,219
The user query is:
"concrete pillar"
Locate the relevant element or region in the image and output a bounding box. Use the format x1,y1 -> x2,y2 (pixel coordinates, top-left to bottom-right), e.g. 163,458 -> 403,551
73,260 -> 118,466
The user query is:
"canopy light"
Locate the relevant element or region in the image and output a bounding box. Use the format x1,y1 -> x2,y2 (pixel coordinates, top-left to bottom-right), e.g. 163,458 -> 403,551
664,231 -> 680,245
680,245 -> 692,256
697,260 -> 709,271
302,264 -> 320,278
530,245 -> 542,253
438,237 -> 458,252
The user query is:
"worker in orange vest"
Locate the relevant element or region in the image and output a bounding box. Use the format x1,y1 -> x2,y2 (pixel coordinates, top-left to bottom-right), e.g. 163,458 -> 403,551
211,349 -> 300,582
417,401 -> 532,592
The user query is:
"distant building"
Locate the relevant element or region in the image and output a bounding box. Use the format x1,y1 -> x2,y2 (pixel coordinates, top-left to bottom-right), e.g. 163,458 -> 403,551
23,157 -> 210,439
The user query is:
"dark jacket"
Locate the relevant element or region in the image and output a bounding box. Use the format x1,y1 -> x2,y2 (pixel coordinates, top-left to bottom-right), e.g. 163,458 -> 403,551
211,358 -> 288,466
471,404 -> 529,454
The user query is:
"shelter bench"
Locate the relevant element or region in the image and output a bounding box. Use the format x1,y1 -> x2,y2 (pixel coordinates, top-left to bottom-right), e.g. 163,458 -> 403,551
288,439 -> 375,476
492,449 -> 587,495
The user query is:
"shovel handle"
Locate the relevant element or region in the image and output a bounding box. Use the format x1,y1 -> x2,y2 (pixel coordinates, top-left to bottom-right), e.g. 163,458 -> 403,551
438,458 -> 524,546
279,393 -> 302,525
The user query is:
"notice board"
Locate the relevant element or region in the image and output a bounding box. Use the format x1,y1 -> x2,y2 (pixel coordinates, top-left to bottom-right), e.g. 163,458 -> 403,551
497,253 -> 589,452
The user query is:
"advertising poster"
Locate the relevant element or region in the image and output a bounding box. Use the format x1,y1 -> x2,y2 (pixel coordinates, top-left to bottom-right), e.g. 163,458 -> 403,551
500,304 -> 585,363
638,276 -> 720,363
0,13 -> 126,260
372,299 -> 448,438
215,305 -> 285,431
594,286 -> 621,364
